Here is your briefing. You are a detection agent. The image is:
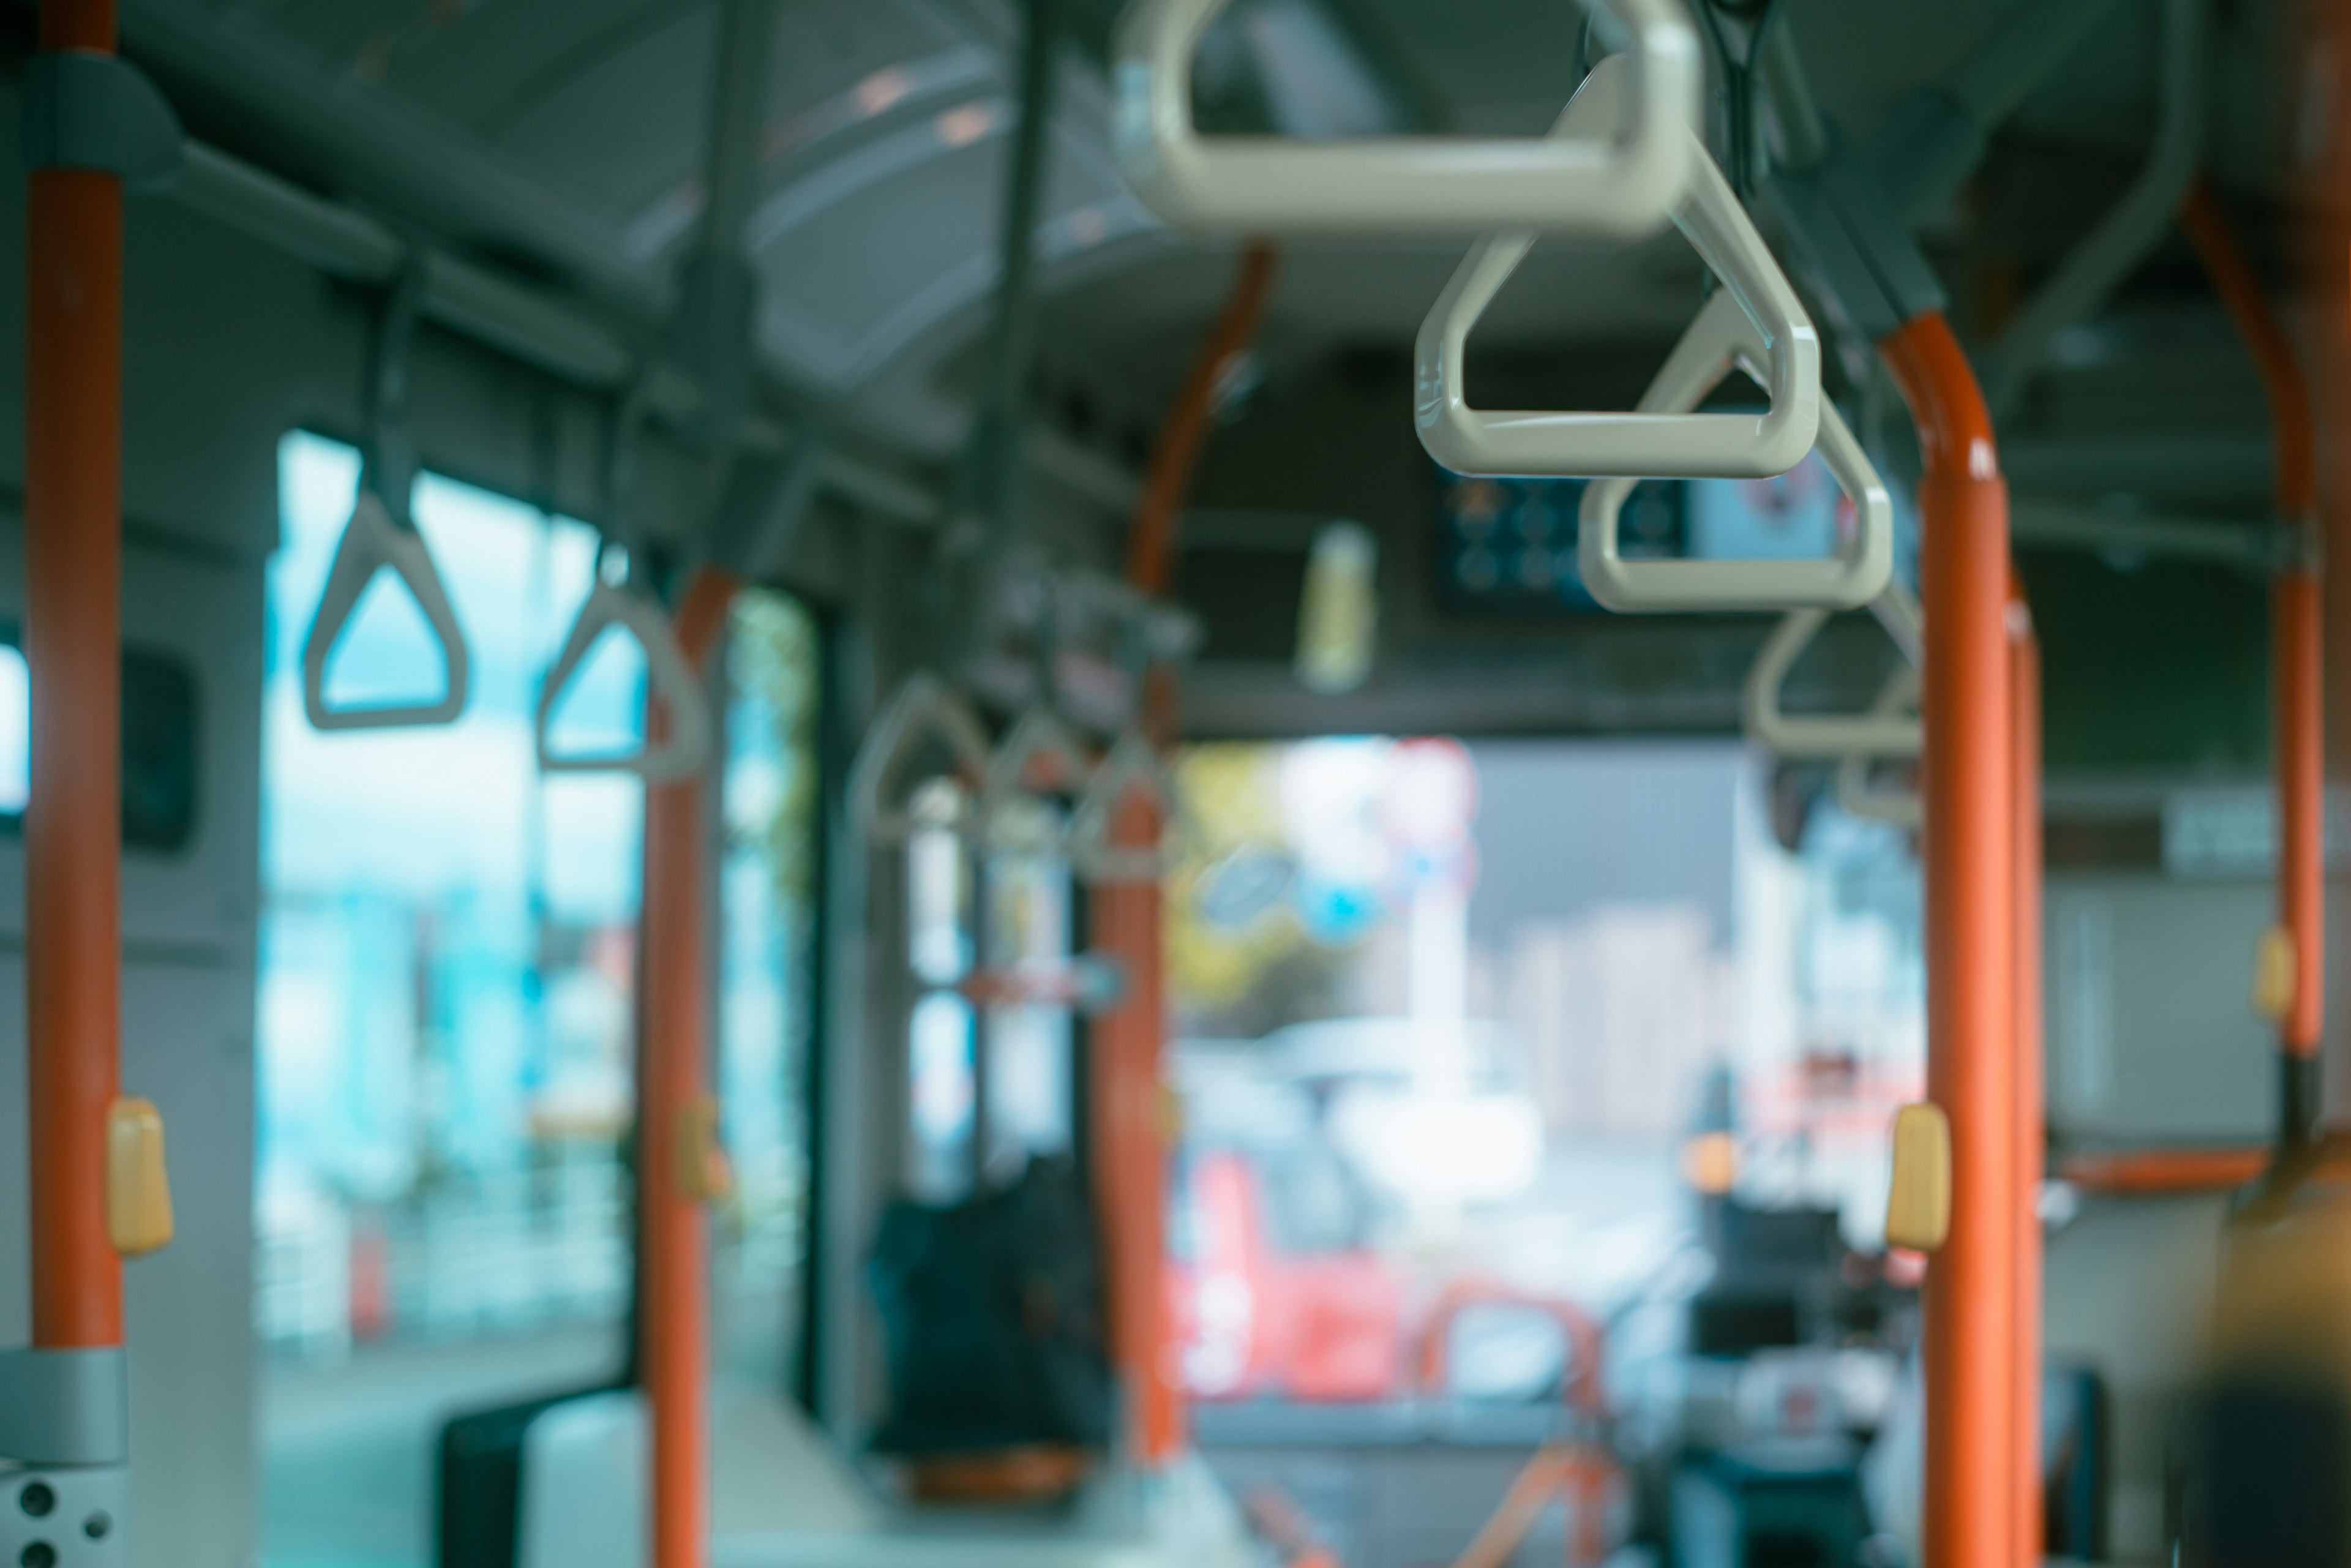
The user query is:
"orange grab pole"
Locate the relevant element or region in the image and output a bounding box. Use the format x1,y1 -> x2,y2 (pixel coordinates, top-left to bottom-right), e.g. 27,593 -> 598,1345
1879,312 -> 2015,1568
2181,176 -> 2325,1136
1096,242 -> 1277,1466
27,0 -> 126,1352
640,569 -> 739,1568
2009,580 -> 2044,1568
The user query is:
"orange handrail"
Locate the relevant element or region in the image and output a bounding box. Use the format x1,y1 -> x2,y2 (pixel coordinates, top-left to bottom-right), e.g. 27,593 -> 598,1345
27,0 -> 127,1352
1097,242 -> 1278,1466
2181,178 -> 2325,1141
2058,1146 -> 2270,1195
1412,1281 -> 1608,1423
2009,576 -> 2044,1568
1879,310 -> 2017,1568
640,569 -> 739,1568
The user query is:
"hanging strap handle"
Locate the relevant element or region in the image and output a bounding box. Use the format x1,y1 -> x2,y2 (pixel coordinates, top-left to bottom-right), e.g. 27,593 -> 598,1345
849,673 -> 995,846
1742,579 -> 1924,758
535,384 -> 719,781
1112,0 -> 1701,238
534,555 -> 717,782
1572,294 -> 1889,612
1070,730 -> 1181,885
980,704 -> 1093,846
301,262 -> 474,730
1835,666 -> 1923,828
1414,53 -> 1820,483
301,489 -> 473,730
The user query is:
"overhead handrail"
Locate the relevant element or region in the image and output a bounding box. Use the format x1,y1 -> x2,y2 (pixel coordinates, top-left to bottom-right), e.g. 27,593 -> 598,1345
848,673 -> 994,846
1112,0 -> 1701,238
1744,579 -> 1923,759
536,392 -> 718,782
1978,0 -> 2203,419
1415,54 -> 1820,482
301,261 -> 474,730
1068,729 -> 1181,885
1574,298 -> 1886,610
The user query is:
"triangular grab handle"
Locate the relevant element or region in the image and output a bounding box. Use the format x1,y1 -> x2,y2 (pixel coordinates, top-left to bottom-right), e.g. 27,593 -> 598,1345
534,577 -> 715,782
848,674 -> 994,846
1112,0 -> 1700,238
981,706 -> 1093,849
1414,53 -> 1820,484
1743,579 -> 1924,760
1836,666 -> 1924,828
1070,730 -> 1182,885
302,488 -> 473,731
1575,291 -> 1886,612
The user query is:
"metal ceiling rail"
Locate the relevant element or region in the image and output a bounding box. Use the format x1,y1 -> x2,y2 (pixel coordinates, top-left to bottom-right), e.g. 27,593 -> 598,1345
2008,497 -> 2281,571
1978,0 -> 2203,419
165,141 -> 942,530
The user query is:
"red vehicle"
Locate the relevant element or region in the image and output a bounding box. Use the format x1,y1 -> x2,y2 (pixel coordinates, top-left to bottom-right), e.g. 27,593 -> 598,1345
1167,1145 -> 1405,1403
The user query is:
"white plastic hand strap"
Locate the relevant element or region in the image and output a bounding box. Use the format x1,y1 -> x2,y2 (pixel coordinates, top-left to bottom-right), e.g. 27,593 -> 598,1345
1744,579 -> 1923,758
1415,53 -> 1820,484
981,706 -> 1093,849
1578,350 -> 1888,612
849,674 -> 993,846
1113,0 -> 1701,237
301,488 -> 473,730
1749,585 -> 1927,762
1836,666 -> 1922,828
1069,730 -> 1181,885
535,573 -> 715,782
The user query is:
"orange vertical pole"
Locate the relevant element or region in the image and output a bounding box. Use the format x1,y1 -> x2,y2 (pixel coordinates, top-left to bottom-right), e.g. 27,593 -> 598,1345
2009,580 -> 2044,1568
1880,311 -> 2014,1568
1090,808 -> 1180,1461
1101,243 -> 1277,1466
26,0 -> 126,1354
2180,178 -> 2324,1142
640,569 -> 738,1568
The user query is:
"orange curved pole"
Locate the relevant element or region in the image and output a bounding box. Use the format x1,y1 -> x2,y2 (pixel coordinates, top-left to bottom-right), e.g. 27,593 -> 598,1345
1412,1280 -> 1608,1422
2009,578 -> 2044,1568
640,569 -> 739,1568
1879,310 -> 2016,1568
27,0 -> 126,1352
1097,243 -> 1278,1467
2181,177 -> 2325,1139
1124,243 -> 1279,598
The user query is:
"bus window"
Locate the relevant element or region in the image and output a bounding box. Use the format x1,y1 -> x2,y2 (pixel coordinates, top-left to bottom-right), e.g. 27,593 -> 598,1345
253,433 -> 825,1562
714,591 -> 823,1390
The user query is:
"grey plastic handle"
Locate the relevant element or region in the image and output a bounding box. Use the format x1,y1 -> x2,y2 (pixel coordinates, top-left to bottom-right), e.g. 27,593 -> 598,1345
1113,0 -> 1701,237
1744,579 -> 1925,760
1415,54 -> 1820,482
1573,290 -> 1886,612
534,577 -> 716,782
1069,730 -> 1180,885
849,674 -> 994,846
980,706 -> 1093,850
1836,666 -> 1923,828
301,488 -> 473,731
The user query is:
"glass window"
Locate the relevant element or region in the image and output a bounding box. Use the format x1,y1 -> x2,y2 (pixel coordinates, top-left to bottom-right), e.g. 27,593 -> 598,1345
714,590 -> 823,1390
254,433 -> 826,1566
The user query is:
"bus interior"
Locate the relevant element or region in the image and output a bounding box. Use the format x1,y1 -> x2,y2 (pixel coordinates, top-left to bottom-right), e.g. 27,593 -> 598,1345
1,1 -> 2348,1567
